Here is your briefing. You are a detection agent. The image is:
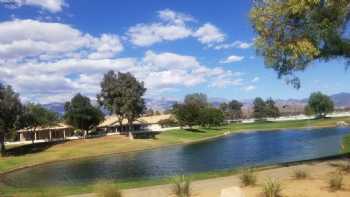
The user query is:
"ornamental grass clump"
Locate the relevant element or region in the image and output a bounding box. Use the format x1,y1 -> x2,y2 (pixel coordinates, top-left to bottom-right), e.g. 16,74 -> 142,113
292,169 -> 308,180
263,178 -> 282,197
240,168 -> 257,186
173,175 -> 191,197
328,173 -> 343,191
94,180 -> 122,197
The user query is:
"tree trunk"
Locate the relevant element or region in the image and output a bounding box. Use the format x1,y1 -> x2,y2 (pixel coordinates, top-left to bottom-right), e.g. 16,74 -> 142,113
0,132 -> 5,156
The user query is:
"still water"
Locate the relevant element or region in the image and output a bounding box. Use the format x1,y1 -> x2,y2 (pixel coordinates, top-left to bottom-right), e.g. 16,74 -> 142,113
2,127 -> 349,187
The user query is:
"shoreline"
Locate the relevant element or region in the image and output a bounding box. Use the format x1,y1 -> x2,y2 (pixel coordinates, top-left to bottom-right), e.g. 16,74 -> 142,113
0,124 -> 348,177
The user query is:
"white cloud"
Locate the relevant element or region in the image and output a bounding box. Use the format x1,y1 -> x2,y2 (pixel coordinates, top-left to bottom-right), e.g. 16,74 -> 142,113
243,85 -> 256,92
193,23 -> 225,45
252,77 -> 260,83
0,0 -> 66,12
158,9 -> 194,25
220,55 -> 244,64
0,19 -> 123,60
127,9 -> 193,47
214,41 -> 253,50
0,18 -> 250,103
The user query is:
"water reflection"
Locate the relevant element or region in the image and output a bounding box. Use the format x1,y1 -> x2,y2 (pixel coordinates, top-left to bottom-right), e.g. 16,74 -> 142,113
2,127 -> 349,187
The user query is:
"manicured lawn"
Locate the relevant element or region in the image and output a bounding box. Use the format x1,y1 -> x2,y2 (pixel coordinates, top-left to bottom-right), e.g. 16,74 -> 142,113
0,116 -> 350,196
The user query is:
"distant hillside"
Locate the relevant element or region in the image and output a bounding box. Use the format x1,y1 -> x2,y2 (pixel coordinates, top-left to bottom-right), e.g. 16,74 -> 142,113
330,92 -> 350,108
43,103 -> 65,116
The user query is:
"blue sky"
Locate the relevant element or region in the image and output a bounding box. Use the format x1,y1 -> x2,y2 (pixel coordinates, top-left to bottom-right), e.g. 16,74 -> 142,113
0,0 -> 349,104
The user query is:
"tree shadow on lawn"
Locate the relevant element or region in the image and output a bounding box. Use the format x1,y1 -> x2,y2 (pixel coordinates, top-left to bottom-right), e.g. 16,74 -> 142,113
184,128 -> 205,133
5,141 -> 67,157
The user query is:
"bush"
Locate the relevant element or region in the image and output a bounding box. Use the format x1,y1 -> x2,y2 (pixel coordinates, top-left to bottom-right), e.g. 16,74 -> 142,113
328,173 -> 343,191
94,180 -> 122,197
240,168 -> 257,186
263,179 -> 282,197
173,175 -> 191,197
292,169 -> 308,180
158,118 -> 178,128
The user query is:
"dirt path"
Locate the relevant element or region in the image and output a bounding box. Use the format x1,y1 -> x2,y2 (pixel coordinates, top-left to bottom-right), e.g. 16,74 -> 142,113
69,159 -> 350,197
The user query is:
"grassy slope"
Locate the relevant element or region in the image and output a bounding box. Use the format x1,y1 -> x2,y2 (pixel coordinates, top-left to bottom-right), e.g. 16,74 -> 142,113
1,116 -> 350,196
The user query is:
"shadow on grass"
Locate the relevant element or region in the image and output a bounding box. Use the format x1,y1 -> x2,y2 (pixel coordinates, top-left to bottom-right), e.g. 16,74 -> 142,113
184,128 -> 205,133
5,141 -> 67,157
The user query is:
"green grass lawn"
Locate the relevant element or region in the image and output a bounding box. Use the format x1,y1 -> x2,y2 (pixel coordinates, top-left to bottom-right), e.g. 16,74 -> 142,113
0,116 -> 350,196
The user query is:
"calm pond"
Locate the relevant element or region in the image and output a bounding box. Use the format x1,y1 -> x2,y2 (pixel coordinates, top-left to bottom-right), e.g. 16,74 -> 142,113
2,127 -> 350,187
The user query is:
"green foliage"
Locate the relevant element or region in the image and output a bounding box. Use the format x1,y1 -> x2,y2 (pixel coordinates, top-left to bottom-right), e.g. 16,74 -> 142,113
263,178 -> 282,197
305,92 -> 334,117
220,100 -> 243,120
173,93 -> 223,128
292,169 -> 308,180
97,71 -> 146,131
328,172 -> 343,191
16,103 -> 59,142
253,97 -> 280,119
250,0 -> 350,88
199,107 -> 224,128
64,93 -> 104,134
184,93 -> 208,108
0,83 -> 22,155
240,168 -> 257,186
173,175 -> 191,197
172,93 -> 208,128
94,180 -> 122,197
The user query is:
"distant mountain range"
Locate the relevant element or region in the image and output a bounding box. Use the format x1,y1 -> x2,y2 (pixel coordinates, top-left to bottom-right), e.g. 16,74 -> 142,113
42,92 -> 350,115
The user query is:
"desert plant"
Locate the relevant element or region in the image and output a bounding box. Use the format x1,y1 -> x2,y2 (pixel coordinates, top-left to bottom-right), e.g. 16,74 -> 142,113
173,175 -> 191,197
94,180 -> 122,197
292,169 -> 308,180
240,168 -> 257,186
328,173 -> 343,191
263,178 -> 282,197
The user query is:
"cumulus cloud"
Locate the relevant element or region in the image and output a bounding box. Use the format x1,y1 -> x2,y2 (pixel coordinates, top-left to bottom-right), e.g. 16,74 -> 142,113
127,9 -> 193,47
127,9 -> 227,48
220,55 -> 244,64
0,19 -> 123,60
0,0 -> 66,12
0,18 -> 249,103
193,23 -> 225,45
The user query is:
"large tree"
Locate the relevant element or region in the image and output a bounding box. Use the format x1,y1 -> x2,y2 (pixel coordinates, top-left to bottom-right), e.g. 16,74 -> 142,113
253,97 -> 280,119
16,103 -> 59,143
172,93 -> 209,128
265,98 -> 280,118
220,100 -> 243,120
305,92 -> 334,118
199,107 -> 225,128
251,0 -> 350,88
253,97 -> 267,119
0,84 -> 22,155
64,93 -> 104,138
98,71 -> 146,132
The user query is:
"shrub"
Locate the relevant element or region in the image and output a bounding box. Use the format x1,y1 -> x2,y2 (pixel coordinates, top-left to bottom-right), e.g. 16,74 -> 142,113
94,180 -> 122,197
328,173 -> 343,191
240,168 -> 257,186
173,175 -> 191,197
263,178 -> 282,197
292,169 -> 308,180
